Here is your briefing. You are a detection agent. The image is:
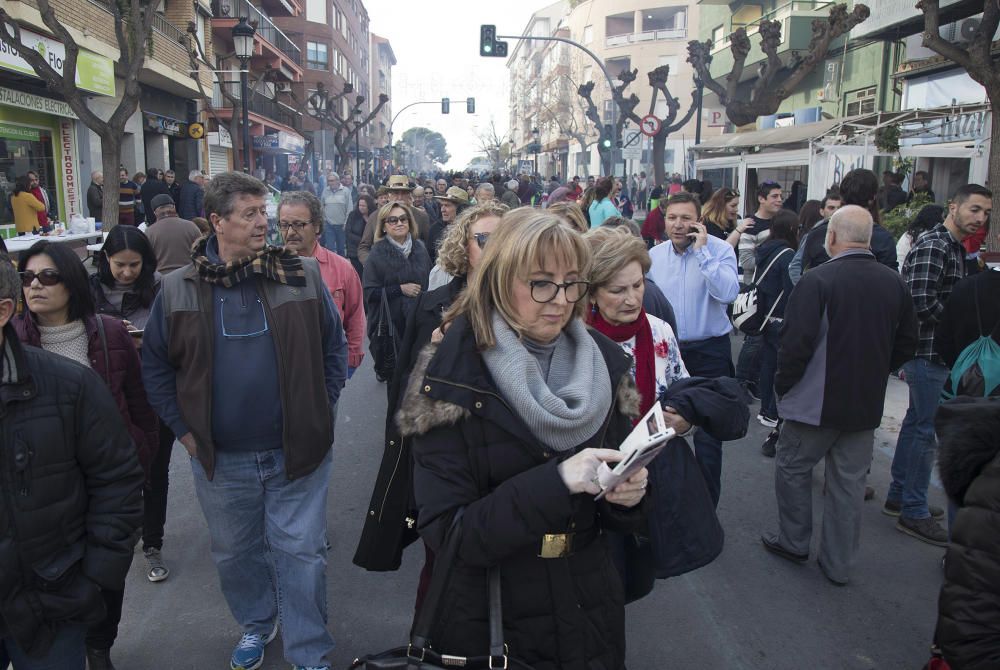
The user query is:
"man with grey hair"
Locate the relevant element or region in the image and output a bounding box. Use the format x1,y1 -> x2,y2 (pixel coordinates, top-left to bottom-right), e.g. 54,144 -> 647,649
474,182 -> 495,203
500,179 -> 520,209
761,204 -> 917,585
320,172 -> 351,256
87,170 -> 104,222
142,171 -> 347,669
0,253 -> 143,667
178,169 -> 205,220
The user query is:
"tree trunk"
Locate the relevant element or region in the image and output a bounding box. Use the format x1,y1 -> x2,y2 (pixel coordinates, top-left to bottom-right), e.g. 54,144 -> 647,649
988,100 -> 1000,253
99,131 -> 121,231
651,132 -> 667,193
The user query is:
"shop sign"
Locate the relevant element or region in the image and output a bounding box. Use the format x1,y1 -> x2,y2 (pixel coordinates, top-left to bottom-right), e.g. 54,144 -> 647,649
703,108 -> 726,128
208,127 -> 233,148
253,130 -> 305,154
0,122 -> 40,141
0,24 -> 115,97
0,86 -> 77,118
143,112 -> 187,137
59,119 -> 80,218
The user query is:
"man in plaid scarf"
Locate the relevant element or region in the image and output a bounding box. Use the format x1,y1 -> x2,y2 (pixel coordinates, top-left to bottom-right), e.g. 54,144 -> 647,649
142,171 -> 347,670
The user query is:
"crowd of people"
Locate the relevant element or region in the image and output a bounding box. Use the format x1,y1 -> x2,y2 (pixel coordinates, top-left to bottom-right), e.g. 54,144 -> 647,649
0,161 -> 997,670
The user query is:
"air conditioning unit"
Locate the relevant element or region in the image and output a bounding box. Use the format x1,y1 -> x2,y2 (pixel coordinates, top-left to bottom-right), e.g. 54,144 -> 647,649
959,18 -> 981,42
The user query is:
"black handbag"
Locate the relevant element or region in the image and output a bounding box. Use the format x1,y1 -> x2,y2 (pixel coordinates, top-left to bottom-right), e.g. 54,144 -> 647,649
370,290 -> 398,382
349,511 -> 534,670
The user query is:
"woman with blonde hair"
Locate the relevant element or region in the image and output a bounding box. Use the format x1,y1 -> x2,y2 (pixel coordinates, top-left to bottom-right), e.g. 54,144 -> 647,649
396,208 -> 647,669
701,187 -> 753,249
427,202 -> 508,290
546,200 -> 589,233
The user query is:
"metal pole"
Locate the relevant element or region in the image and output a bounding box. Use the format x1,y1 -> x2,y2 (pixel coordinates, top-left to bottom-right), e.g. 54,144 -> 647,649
240,60 -> 251,173
355,125 -> 360,183
695,81 -> 704,146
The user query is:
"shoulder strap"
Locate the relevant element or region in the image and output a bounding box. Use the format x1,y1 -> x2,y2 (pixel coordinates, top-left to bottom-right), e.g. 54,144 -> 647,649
973,280 -> 986,338
94,315 -> 111,375
753,247 -> 793,285
409,509 -> 465,650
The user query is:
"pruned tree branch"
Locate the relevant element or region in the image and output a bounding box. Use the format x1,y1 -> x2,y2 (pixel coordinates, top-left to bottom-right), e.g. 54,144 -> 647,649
688,3 -> 869,127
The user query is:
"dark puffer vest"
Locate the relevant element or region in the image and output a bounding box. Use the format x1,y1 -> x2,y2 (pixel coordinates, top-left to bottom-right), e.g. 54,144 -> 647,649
397,316 -> 646,670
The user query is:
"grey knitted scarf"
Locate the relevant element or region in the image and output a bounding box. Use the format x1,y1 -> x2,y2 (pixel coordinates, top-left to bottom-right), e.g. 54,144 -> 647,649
483,312 -> 612,451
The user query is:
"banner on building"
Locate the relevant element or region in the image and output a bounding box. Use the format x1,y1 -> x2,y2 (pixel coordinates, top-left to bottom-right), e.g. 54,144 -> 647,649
0,24 -> 115,96
58,119 -> 79,218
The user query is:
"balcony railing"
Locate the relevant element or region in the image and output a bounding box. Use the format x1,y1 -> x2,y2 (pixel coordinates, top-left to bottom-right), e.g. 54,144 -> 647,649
211,0 -> 302,65
212,84 -> 299,129
152,12 -> 190,46
712,0 -> 832,53
605,28 -> 687,48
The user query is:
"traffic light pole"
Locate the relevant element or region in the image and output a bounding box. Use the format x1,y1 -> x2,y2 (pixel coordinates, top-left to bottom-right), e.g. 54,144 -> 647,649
497,33 -> 620,176
386,98 -> 474,174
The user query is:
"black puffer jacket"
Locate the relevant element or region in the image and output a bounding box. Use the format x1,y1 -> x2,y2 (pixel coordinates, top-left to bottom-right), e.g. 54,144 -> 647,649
362,238 -> 431,340
354,276 -> 465,571
398,316 -> 646,670
0,328 -> 143,657
935,396 -> 1000,670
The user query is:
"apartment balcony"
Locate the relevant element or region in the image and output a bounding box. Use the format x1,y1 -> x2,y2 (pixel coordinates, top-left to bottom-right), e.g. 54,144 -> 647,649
258,0 -> 302,17
707,1 -> 838,82
605,28 -> 687,48
211,0 -> 303,80
212,84 -> 301,132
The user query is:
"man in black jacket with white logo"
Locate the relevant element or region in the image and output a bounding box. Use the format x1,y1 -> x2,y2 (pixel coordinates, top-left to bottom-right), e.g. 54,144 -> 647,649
0,253 -> 143,665
761,205 -> 917,586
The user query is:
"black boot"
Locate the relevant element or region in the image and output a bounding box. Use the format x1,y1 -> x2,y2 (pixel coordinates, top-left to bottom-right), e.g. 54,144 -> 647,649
86,647 -> 117,670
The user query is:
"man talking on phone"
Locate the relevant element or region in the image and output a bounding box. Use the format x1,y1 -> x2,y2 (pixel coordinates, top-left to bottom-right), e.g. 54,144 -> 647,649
648,192 -> 740,506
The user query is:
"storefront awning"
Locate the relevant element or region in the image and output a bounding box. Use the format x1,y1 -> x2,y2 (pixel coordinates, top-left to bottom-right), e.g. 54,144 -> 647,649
694,118 -> 845,152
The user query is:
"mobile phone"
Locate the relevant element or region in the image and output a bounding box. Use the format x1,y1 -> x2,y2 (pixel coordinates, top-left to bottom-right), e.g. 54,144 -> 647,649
129,329 -> 144,337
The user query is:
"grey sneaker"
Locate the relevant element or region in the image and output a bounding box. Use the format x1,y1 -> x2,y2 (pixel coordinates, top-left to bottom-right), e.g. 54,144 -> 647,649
882,499 -> 945,519
896,516 -> 948,547
144,547 -> 170,582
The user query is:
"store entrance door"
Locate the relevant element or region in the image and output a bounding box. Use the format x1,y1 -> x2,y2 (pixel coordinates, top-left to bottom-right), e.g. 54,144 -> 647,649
0,123 -> 58,226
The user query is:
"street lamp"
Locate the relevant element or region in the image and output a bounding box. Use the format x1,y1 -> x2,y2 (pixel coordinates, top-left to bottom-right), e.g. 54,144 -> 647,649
531,127 -> 540,175
354,105 -> 362,184
232,17 -> 256,174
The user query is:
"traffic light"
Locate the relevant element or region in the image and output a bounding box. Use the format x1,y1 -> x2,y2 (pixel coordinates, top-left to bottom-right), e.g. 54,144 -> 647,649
467,97 -> 475,114
479,24 -> 508,58
442,97 -> 450,114
602,124 -> 613,149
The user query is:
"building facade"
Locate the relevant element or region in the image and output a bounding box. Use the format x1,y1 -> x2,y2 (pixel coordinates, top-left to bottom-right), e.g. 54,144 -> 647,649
369,33 -> 395,180
508,0 -> 707,180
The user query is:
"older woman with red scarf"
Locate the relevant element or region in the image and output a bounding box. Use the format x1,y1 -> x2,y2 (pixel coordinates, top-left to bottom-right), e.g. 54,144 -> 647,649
584,226 -> 691,432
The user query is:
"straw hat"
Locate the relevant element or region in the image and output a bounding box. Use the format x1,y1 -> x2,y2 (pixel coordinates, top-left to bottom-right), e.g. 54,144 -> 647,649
433,186 -> 470,206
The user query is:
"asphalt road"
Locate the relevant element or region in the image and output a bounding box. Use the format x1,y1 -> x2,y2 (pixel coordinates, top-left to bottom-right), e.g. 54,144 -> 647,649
113,337 -> 947,669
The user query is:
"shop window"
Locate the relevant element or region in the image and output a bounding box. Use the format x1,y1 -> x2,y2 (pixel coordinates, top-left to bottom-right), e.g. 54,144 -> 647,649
845,86 -> 877,117
0,125 -> 58,228
307,41 -> 328,70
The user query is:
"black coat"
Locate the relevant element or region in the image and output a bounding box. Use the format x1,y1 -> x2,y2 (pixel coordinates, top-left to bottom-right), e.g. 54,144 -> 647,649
86,182 -> 103,220
345,210 -> 367,260
801,220 -> 899,274
354,276 -> 465,571
0,329 -> 143,656
178,181 -> 204,221
935,396 -> 1000,669
397,316 -> 646,670
140,179 -> 171,225
755,239 -> 795,321
362,238 -> 431,340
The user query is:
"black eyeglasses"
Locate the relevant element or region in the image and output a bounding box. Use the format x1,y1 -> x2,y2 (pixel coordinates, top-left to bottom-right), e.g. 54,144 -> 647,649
20,269 -> 62,287
473,232 -> 490,249
529,280 -> 590,304
384,215 -> 409,225
278,221 -> 312,232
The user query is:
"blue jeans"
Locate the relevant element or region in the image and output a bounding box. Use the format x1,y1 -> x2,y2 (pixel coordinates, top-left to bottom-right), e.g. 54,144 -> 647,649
322,225 -> 346,256
888,359 -> 949,520
1,624 -> 86,670
757,325 -> 781,419
677,334 -> 734,508
191,448 -> 335,667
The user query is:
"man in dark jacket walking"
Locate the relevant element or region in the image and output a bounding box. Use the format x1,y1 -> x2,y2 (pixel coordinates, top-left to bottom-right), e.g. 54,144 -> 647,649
87,170 -> 104,222
178,170 -> 205,221
0,253 -> 143,666
789,169 -> 898,283
140,168 -> 171,225
761,205 -> 917,585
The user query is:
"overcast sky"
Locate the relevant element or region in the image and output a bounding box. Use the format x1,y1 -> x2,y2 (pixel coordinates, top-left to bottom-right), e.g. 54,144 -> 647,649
365,0 -> 545,170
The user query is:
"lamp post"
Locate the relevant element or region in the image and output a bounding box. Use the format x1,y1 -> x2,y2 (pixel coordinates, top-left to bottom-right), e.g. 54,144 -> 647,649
354,107 -> 361,184
531,127 -> 540,175
232,17 -> 256,174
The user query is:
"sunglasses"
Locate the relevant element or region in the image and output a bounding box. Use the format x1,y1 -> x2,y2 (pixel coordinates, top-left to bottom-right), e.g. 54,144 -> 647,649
725,189 -> 740,198
20,269 -> 62,287
384,215 -> 409,225
473,232 -> 490,249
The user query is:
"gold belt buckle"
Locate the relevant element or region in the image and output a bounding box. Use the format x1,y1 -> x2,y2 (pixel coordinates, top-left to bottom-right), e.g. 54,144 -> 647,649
540,533 -> 573,558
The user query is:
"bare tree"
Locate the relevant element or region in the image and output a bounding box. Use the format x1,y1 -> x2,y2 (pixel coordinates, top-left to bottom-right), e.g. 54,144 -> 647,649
475,119 -> 510,171
0,0 -> 158,228
539,74 -> 596,174
687,3 -> 869,127
307,82 -> 389,177
918,0 -> 1000,250
605,67 -> 700,188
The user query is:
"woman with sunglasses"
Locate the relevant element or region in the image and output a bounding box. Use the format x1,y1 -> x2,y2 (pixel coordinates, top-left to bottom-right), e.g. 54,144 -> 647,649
14,240 -> 157,670
363,202 -> 431,381
394,209 -> 647,670
354,203 -> 506,589
701,187 -> 754,249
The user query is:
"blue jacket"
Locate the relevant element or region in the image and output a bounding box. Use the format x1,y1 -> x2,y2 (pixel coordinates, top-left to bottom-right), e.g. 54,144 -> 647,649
178,181 -> 204,220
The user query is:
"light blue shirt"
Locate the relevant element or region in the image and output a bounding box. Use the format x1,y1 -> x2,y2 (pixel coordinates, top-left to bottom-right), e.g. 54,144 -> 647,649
648,236 -> 739,342
588,198 -> 619,228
